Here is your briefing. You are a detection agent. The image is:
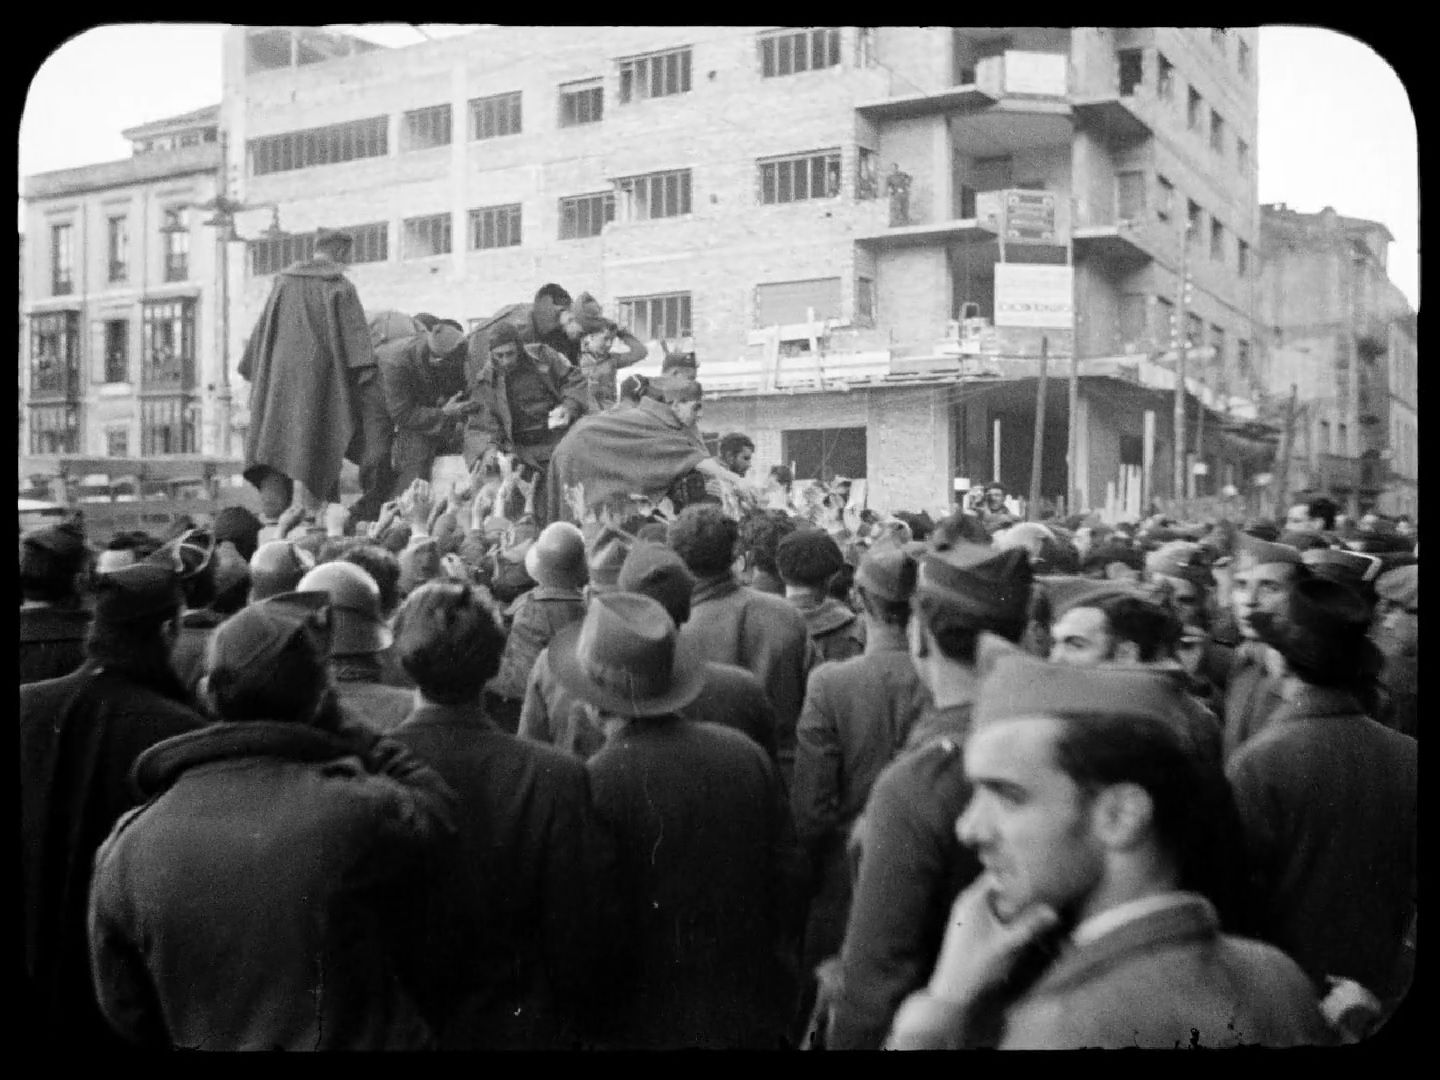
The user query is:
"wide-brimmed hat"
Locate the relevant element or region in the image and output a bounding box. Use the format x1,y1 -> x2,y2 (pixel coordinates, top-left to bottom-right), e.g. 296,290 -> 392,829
549,592 -> 706,718
524,521 -> 589,591
297,561 -> 392,655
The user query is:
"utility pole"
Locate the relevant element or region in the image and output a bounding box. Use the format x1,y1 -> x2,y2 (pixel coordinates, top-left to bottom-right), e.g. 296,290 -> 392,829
1029,335 -> 1049,520
1172,225 -> 1192,505
1276,382 -> 1299,514
1065,202 -> 1080,515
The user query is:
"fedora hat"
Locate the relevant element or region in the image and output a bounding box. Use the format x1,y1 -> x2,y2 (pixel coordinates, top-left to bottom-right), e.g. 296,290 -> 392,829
549,592 -> 706,718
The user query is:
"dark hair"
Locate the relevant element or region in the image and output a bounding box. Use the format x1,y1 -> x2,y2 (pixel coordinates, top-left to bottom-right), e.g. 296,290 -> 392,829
931,512 -> 991,551
20,546 -> 85,604
827,561 -> 856,603
768,465 -> 793,488
719,432 -> 755,459
618,373 -> 649,404
896,511 -> 936,544
434,317 -> 464,332
85,607 -> 178,672
1090,594 -> 1182,663
739,510 -> 799,575
412,313 -> 441,331
534,283 -> 572,308
208,628 -> 330,723
1305,496 -> 1339,531
394,582 -> 507,704
646,377 -> 703,405
914,593 -> 984,664
1242,519 -> 1281,543
669,505 -> 740,578
1049,712 -> 1241,922
341,545 -> 403,619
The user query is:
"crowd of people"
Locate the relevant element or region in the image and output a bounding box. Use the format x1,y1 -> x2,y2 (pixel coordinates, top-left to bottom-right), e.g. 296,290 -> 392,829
19,459 -> 1418,1049
18,228 -> 1419,1050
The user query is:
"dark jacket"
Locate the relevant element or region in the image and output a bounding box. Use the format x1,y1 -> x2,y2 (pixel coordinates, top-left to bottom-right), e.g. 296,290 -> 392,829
379,335 -> 468,438
790,594 -> 866,664
488,587 -> 586,702
1221,642 -> 1286,760
239,258 -> 376,500
389,701 -> 621,1048
462,343 -> 589,466
1227,686 -> 1417,1000
586,717 -> 806,1049
466,301 -> 581,367
791,626 -> 931,971
87,720 -> 456,1050
828,704 -> 982,1050
169,608 -> 226,697
333,655 -> 416,735
520,649 -> 780,763
20,658 -> 207,1050
681,572 -> 816,787
19,604 -> 91,685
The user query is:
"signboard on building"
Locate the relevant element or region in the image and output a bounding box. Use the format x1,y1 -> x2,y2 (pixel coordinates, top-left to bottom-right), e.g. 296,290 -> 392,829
974,189 -> 1059,243
1002,51 -> 1068,96
994,264 -> 1074,329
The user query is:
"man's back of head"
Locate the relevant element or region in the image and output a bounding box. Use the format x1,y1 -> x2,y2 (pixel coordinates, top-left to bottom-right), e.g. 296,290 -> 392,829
669,505 -> 740,581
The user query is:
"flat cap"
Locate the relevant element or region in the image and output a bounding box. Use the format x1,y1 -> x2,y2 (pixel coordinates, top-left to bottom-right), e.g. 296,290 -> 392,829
1375,564 -> 1417,609
209,593 -> 327,677
916,542 -> 1033,630
976,651 -> 1188,730
855,546 -> 918,604
1236,531 -> 1304,569
92,562 -> 185,625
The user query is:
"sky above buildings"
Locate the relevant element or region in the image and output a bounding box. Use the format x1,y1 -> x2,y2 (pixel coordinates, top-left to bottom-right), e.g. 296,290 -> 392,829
18,24 -> 1420,309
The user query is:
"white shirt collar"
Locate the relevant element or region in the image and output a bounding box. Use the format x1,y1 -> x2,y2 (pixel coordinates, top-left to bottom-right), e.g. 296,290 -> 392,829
1071,891 -> 1196,947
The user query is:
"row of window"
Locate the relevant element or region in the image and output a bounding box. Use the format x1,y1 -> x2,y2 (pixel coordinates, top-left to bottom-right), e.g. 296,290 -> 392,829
1124,49 -> 1250,176
28,302 -> 198,395
247,29 -> 848,176
1147,174 -> 1251,273
1207,28 -> 1252,80
1145,293 -> 1251,373
249,222 -> 388,276
27,402 -> 196,457
48,213 -> 190,297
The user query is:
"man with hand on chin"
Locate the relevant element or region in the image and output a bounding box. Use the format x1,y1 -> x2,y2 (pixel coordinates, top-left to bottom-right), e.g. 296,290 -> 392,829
887,654 -> 1331,1050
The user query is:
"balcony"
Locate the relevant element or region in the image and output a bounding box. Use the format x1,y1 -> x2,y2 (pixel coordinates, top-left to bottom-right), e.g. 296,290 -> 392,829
1073,220 -> 1165,269
856,51 -> 1069,123
854,216 -> 998,250
1072,88 -> 1159,144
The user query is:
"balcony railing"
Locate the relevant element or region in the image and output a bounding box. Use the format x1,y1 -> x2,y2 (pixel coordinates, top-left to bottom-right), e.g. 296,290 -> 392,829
141,356 -> 196,392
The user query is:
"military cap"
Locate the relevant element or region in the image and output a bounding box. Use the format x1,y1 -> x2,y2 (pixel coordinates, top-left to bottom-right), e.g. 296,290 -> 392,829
976,651 -> 1187,730
916,542 -> 1033,629
1235,531 -> 1304,569
1375,564 -> 1418,610
1038,575 -> 1138,618
775,528 -> 846,588
1145,541 -> 1214,588
855,546 -> 918,604
92,562 -> 185,625
1301,546 -> 1384,587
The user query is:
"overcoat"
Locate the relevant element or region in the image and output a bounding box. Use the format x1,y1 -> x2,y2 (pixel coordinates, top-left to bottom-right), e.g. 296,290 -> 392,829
238,258 -> 376,501
18,605 -> 90,685
87,721 -> 455,1050
1227,686 -> 1417,999
586,717 -> 805,1049
20,658 -> 206,1050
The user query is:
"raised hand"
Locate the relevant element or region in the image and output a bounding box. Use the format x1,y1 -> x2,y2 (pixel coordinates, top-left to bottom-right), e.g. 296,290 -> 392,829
405,479 -> 434,532
369,500 -> 401,540
323,501 -> 351,538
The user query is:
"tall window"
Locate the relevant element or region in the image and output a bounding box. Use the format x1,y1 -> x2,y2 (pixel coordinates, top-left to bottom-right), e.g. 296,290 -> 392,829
1155,296 -> 1176,345
28,404 -> 79,455
1156,175 -> 1175,221
50,223 -> 73,295
759,149 -> 841,204
1210,217 -> 1225,261
1238,39 -> 1251,78
857,276 -> 875,324
141,299 -> 196,390
106,427 -> 129,458
1157,53 -> 1175,101
29,311 -> 80,397
104,319 -> 129,384
1237,238 -> 1250,276
1186,199 -> 1203,240
1237,338 -> 1252,376
618,292 -> 691,340
759,28 -> 841,77
402,214 -> 452,259
1210,325 -> 1226,372
1116,171 -> 1146,222
470,92 -> 522,140
163,209 -> 189,281
781,426 -> 867,481
618,47 -> 692,103
559,192 -> 615,239
402,104 -> 452,151
1237,137 -> 1251,175
248,116 -> 388,176
1210,109 -> 1225,154
559,79 -> 603,127
1187,86 -> 1203,131
141,397 -> 196,456
107,216 -> 129,283
1118,48 -> 1144,96
345,222 -> 389,265
468,204 -> 522,250
1186,313 -> 1204,349
615,169 -> 692,221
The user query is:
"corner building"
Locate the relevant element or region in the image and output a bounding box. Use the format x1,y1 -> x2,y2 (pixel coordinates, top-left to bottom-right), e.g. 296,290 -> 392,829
223,26 -> 1269,516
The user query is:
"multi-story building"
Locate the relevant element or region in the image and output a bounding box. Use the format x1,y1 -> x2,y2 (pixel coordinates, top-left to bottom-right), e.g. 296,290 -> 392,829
1258,203 -> 1417,517
223,25 -> 1270,515
20,105 -> 224,474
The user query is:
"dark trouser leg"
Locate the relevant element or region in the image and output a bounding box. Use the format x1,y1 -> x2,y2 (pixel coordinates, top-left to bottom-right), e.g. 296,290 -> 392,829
514,440 -> 560,526
350,377 -> 396,522
392,430 -> 439,496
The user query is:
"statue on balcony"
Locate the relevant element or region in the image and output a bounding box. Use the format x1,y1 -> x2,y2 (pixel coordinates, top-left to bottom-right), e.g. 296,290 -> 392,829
238,226 -> 393,526
885,163 -> 912,226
